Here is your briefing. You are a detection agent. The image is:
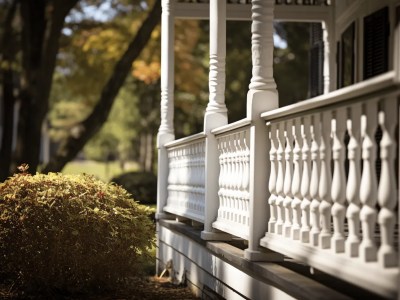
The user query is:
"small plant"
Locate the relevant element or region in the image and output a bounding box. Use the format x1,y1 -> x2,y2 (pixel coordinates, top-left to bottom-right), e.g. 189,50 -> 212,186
0,168 -> 154,295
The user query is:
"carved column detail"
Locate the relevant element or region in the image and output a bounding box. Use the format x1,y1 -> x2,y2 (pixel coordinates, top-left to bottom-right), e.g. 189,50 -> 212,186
249,0 -> 276,91
206,0 -> 227,116
159,0 -> 175,137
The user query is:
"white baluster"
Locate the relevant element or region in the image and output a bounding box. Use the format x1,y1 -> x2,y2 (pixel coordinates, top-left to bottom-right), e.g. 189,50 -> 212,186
291,118 -> 303,240
378,96 -> 398,268
319,111 -> 332,249
229,135 -> 235,222
301,116 -> 311,243
223,136 -> 229,221
200,141 -> 206,214
226,136 -> 232,222
310,113 -> 321,246
236,134 -> 242,223
283,120 -> 294,238
232,135 -> 238,222
268,123 -> 278,233
331,107 -> 347,253
241,132 -> 248,225
276,122 -> 286,235
244,129 -> 250,225
236,132 -> 243,224
359,101 -> 378,262
346,104 -> 361,257
217,137 -> 224,220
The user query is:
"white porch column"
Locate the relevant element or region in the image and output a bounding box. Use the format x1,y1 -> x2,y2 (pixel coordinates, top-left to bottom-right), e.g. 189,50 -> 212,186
201,0 -> 230,240
156,0 -> 175,220
394,8 -> 400,83
323,7 -> 336,93
244,0 -> 282,261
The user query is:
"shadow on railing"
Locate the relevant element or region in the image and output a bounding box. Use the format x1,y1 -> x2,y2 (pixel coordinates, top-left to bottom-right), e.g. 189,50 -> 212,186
211,119 -> 251,240
163,132 -> 206,223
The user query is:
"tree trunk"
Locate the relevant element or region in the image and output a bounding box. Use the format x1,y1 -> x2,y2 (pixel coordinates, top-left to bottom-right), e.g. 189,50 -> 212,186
43,0 -> 161,173
0,0 -> 18,180
13,0 -> 78,174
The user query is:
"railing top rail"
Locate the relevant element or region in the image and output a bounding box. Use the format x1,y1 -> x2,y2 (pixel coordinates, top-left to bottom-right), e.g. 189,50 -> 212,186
165,132 -> 206,149
261,71 -> 399,122
211,118 -> 251,135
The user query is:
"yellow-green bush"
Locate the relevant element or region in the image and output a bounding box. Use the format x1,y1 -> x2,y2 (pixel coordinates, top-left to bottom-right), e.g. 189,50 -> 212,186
0,171 -> 154,294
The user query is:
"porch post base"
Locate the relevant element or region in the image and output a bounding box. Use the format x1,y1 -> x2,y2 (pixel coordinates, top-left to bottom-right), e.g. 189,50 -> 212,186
244,248 -> 284,262
201,230 -> 232,241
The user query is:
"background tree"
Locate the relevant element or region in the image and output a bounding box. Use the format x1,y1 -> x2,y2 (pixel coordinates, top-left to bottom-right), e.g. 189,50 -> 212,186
0,1 -> 311,179
0,0 -> 161,179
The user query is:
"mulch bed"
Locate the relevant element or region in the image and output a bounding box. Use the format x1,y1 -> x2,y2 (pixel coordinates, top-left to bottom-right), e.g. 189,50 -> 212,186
0,276 -> 199,300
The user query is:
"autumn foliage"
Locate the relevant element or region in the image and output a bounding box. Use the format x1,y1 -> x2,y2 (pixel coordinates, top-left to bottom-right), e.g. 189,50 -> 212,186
0,170 -> 154,294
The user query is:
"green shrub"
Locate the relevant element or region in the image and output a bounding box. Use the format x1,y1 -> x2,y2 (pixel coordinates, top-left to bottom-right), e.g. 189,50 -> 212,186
111,171 -> 157,205
0,171 -> 154,294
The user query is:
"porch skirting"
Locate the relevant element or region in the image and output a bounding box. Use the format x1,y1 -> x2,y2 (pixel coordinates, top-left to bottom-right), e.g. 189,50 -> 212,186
156,219 -> 377,300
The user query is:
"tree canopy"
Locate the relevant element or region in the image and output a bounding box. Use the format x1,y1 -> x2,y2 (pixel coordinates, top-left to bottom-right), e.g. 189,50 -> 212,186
0,0 -> 312,179
0,0 -> 162,178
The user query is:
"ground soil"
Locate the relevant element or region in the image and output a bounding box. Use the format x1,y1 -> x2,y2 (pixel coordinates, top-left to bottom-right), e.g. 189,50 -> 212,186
0,276 -> 200,300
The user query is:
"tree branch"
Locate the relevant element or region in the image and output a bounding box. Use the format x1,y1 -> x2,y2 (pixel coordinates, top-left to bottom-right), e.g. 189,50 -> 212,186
43,0 -> 161,173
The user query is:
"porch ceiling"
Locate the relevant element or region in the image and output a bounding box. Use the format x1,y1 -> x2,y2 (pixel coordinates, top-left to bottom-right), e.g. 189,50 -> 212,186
174,0 -> 333,22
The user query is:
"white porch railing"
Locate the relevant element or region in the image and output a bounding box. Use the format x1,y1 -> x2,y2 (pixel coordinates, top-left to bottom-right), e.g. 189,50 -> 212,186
259,71 -> 400,298
164,133 -> 206,223
211,120 -> 251,240
159,71 -> 399,297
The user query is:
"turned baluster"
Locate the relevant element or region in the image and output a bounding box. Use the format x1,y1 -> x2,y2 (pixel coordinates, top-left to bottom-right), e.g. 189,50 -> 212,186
359,101 -> 378,262
300,116 -> 311,243
232,134 -> 239,222
331,107 -> 347,253
167,150 -> 174,205
237,132 -> 244,224
218,137 -> 226,220
310,113 -> 321,246
227,135 -> 235,222
244,129 -> 251,226
235,133 -> 244,222
242,131 -> 250,225
345,104 -> 361,257
283,120 -> 294,238
377,96 -> 398,268
319,111 -> 332,249
291,118 -> 303,240
276,122 -> 286,235
268,123 -> 278,233
190,145 -> 196,205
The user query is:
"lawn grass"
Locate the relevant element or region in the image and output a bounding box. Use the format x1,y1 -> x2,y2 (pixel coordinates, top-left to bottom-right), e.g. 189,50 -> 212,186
62,160 -> 139,182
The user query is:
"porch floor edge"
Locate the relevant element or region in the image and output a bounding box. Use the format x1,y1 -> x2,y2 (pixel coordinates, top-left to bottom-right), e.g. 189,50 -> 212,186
158,219 -> 385,300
